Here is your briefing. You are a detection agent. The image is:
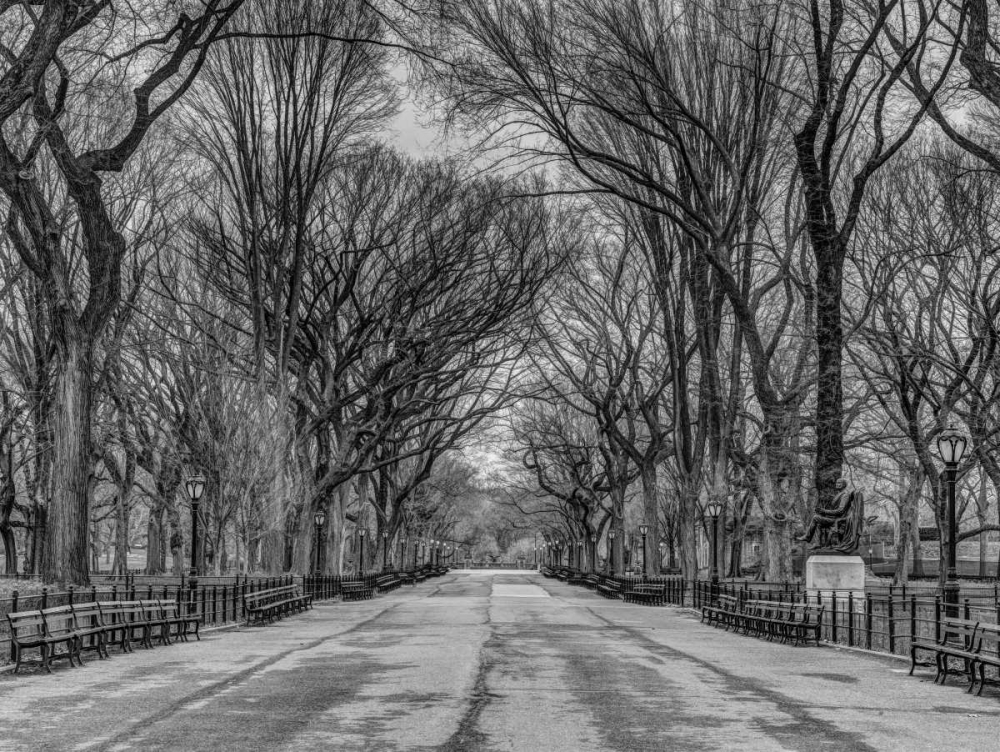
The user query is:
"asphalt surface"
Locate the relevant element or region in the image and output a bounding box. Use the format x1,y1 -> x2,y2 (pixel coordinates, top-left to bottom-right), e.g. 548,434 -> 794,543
1,571 -> 998,751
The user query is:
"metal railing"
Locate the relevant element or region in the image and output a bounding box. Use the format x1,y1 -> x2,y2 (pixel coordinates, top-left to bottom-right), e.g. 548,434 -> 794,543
550,569 -> 1000,661
691,580 -> 1000,657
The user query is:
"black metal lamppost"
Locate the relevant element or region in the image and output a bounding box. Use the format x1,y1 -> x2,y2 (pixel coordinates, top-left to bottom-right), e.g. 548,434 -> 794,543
382,530 -> 389,571
590,534 -> 597,572
577,539 -> 583,571
936,425 -> 967,617
359,528 -> 367,576
609,528 -> 617,575
313,508 -> 327,576
638,524 -> 648,578
185,475 -> 206,613
401,535 -> 408,570
705,501 -> 723,601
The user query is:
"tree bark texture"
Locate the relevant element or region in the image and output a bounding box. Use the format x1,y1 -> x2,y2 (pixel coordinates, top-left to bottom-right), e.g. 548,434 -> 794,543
42,341 -> 93,585
639,465 -> 660,576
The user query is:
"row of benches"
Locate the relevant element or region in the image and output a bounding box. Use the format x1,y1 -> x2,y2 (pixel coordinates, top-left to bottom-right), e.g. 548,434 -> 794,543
314,567 -> 451,603
11,569 -> 455,673
8,599 -> 201,673
541,567 -> 668,606
910,617 -> 1000,695
338,568 -> 448,602
701,595 -> 823,646
243,585 -> 312,625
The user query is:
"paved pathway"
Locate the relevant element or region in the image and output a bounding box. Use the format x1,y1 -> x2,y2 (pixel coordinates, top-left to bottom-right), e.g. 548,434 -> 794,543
1,571 -> 998,751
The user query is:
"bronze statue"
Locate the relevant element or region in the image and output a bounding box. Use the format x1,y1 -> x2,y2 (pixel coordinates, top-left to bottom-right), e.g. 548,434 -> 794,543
798,478 -> 865,554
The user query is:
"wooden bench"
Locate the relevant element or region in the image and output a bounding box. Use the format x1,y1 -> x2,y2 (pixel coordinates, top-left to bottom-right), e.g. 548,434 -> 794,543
738,600 -> 781,640
96,600 -> 151,652
70,602 -> 113,659
778,603 -> 824,647
144,599 -> 201,642
398,572 -> 417,586
140,600 -> 173,647
910,617 -> 979,688
701,594 -> 740,629
114,600 -> 160,650
582,574 -> 601,590
595,578 -> 622,599
7,599 -> 203,674
702,596 -> 823,647
340,580 -> 374,601
243,585 -> 312,625
970,622 -> 1000,696
376,574 -> 400,593
910,618 -> 1000,694
7,609 -> 81,673
622,583 -> 665,605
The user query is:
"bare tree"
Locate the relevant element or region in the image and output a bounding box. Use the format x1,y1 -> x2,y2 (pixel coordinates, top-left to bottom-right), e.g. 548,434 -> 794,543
0,1 -> 256,583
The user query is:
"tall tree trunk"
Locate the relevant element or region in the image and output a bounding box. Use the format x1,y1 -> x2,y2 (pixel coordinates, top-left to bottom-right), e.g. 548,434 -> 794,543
893,462 -> 922,586
323,485 -> 348,576
43,339 -> 93,585
727,486 -> 754,578
146,505 -> 165,575
976,478 -> 988,578
610,485 -> 626,574
757,413 -> 797,582
639,464 -> 660,575
111,491 -> 129,576
814,251 -> 845,511
679,479 -> 698,593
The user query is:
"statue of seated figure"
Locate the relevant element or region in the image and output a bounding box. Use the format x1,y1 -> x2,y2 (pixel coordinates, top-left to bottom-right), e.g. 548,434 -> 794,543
798,478 -> 865,554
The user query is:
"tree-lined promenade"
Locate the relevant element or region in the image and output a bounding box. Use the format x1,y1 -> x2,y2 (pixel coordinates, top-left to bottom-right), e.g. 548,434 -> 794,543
0,571 -> 997,752
3,1 -> 1000,595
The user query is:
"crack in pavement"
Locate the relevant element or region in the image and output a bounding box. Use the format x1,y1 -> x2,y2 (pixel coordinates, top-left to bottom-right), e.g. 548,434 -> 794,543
577,604 -> 879,752
85,600 -> 406,752
437,587 -> 499,752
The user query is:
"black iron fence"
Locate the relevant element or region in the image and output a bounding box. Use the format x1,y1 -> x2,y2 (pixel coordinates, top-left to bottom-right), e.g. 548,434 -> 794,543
547,568 -> 1000,661
302,568 -> 443,600
690,580 -> 1000,658
303,574 -> 378,600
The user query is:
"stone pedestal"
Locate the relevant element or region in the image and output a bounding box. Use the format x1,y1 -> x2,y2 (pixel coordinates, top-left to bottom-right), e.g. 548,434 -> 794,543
806,554 -> 865,601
